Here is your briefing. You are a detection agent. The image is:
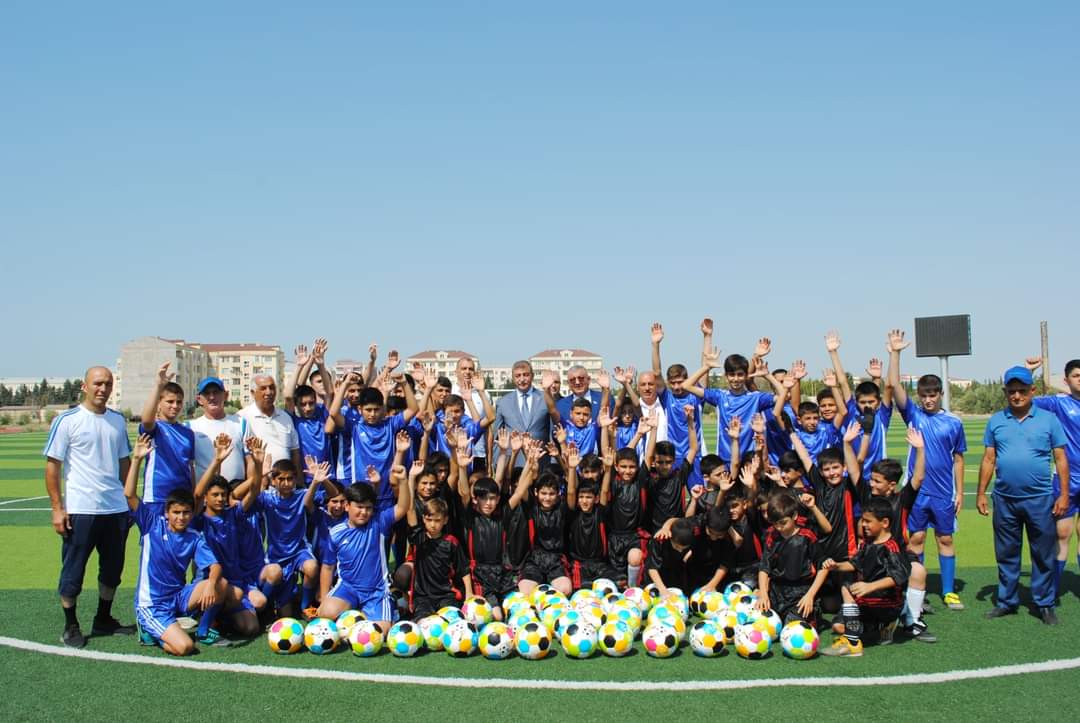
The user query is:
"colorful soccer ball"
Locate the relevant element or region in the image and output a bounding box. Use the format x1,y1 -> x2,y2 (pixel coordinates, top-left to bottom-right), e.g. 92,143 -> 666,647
267,617 -> 305,654
780,620 -> 819,660
592,578 -> 619,597
623,587 -> 649,613
509,609 -> 541,638
724,581 -> 753,599
647,603 -> 687,640
560,621 -> 598,659
642,623 -> 679,658
754,609 -> 783,640
478,622 -> 515,660
506,601 -> 535,620
436,606 -> 464,624
348,620 -> 383,657
418,614 -> 448,651
502,591 -> 530,615
689,620 -> 726,657
540,603 -> 568,636
662,591 -> 690,621
642,583 -> 663,609
689,588 -> 708,617
571,588 -> 600,610
442,619 -> 479,657
597,620 -> 634,657
732,595 -> 758,624
530,584 -> 555,607
601,591 -> 624,612
462,596 -> 494,625
733,623 -> 771,660
303,617 -> 340,655
699,592 -> 728,619
578,602 -> 607,630
539,590 -> 569,611
716,609 -> 741,644
386,620 -> 423,657
335,609 -> 366,636
515,621 -> 552,660
554,608 -> 583,637
605,600 -> 642,634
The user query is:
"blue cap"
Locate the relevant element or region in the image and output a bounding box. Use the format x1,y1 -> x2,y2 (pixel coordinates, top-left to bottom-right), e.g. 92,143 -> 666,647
1002,366 -> 1033,385
196,376 -> 225,394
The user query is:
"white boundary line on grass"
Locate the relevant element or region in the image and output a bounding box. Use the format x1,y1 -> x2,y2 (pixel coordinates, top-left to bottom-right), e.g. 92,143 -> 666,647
2,635 -> 1080,691
0,495 -> 47,506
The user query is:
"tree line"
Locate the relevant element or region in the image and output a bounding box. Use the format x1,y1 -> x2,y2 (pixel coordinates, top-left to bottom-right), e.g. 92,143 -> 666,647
0,379 -> 82,407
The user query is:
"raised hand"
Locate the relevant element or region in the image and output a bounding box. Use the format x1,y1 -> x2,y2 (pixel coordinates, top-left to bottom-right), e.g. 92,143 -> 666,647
763,464 -> 781,483
133,433 -> 153,459
750,412 -> 765,435
293,345 -> 309,366
754,337 -> 772,358
700,317 -> 713,336
702,346 -> 721,368
718,469 -> 735,492
823,368 -> 838,388
800,493 -> 817,510
366,465 -> 381,485
369,344 -> 378,362
454,427 -> 468,450
510,430 -> 524,453
602,448 -> 615,469
782,375 -> 796,391
386,350 -> 400,370
596,370 -> 611,390
824,331 -> 841,353
554,424 -> 567,445
395,430 -> 411,455
598,408 -> 616,428
866,358 -> 883,379
541,369 -> 558,391
471,373 -> 485,392
613,367 -> 629,385
246,436 -> 265,465
887,329 -> 910,353
750,360 -> 770,378
790,359 -> 807,380
409,459 -> 425,479
843,422 -> 861,444
1025,356 -> 1042,372
907,427 -> 924,449
727,416 -> 741,440
683,404 -> 695,421
419,410 -> 435,433
455,442 -> 472,468
422,367 -> 438,392
565,443 -> 581,469
213,433 -> 232,462
412,363 -> 427,390
496,427 -> 510,451
651,322 -> 665,344
156,361 -> 175,385
739,463 -> 756,488
312,338 -> 328,365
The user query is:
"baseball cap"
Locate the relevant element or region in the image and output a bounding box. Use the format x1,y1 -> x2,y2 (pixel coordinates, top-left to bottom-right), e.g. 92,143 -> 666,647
196,376 -> 225,394
1002,366 -> 1033,386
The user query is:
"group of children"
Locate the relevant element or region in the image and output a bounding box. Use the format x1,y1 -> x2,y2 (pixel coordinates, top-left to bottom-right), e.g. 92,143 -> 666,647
122,322 -> 985,658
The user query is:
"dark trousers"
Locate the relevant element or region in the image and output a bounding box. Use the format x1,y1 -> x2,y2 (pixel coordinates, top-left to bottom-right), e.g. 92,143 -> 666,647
992,493 -> 1056,609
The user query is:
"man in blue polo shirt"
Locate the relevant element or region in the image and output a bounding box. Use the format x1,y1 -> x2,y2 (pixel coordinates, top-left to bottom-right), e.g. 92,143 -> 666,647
977,366 -> 1070,625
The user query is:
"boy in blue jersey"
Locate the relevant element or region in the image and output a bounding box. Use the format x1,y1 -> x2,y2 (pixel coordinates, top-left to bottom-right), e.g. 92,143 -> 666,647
286,384 -> 332,489
316,464 -> 413,632
650,323 -> 705,487
770,368 -> 844,465
125,435 -> 243,654
826,330 -> 893,483
430,393 -> 493,458
542,369 -> 610,458
329,373 -> 366,485
888,329 -> 967,610
138,362 -> 195,516
1025,356 -> 1080,597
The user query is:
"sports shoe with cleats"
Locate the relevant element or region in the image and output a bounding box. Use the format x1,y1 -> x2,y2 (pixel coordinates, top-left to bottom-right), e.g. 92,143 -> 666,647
821,637 -> 863,657
943,592 -> 964,610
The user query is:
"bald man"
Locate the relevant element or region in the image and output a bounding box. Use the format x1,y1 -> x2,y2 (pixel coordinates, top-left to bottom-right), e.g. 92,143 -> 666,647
637,371 -> 669,443
44,367 -> 135,648
238,375 -> 302,474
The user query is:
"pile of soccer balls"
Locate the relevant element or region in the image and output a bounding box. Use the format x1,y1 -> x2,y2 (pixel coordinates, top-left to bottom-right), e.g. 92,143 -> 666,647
265,581 -> 820,660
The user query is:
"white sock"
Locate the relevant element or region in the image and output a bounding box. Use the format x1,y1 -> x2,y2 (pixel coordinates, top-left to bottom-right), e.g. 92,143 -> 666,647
906,587 -> 925,625
627,564 -> 641,588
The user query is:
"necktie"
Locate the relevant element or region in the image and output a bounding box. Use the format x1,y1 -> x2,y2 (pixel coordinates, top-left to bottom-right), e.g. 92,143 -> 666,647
520,392 -> 530,419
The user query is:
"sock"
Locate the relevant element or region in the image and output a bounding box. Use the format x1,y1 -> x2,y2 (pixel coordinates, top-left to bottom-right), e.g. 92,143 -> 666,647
841,603 -> 861,643
95,596 -> 114,621
301,583 -> 316,610
905,587 -> 926,626
259,580 -> 276,602
1056,559 -> 1067,598
197,604 -> 221,637
63,604 -> 78,628
940,554 -> 956,596
627,564 -> 641,588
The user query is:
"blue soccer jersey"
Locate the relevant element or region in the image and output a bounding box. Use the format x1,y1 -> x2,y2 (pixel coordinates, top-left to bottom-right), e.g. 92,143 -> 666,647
794,422 -> 838,464
659,388 -> 704,461
431,411 -> 484,457
254,489 -> 310,563
313,507 -> 347,562
192,505 -> 246,582
563,419 -> 600,457
325,507 -> 397,592
289,404 -> 331,483
238,506 -> 265,580
702,388 -> 775,462
846,399 -> 893,483
763,407 -> 794,465
133,504 -> 217,608
138,421 -> 195,504
1034,394 -> 1080,491
345,409 -> 407,506
899,398 -> 967,501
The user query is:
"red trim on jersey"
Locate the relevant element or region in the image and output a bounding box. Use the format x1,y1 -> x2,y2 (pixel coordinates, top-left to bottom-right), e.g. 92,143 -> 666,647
599,521 -> 608,557
843,490 -> 857,559
571,560 -> 582,589
527,518 -> 536,548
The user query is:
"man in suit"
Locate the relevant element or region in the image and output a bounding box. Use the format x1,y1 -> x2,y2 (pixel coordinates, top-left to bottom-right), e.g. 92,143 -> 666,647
494,360 -> 550,467
555,365 -> 611,422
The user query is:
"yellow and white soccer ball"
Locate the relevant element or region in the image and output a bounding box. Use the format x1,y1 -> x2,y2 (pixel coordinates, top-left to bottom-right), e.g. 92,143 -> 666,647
502,591 -> 530,616
335,609 -> 366,637
418,614 -> 448,651
478,622 -> 515,660
441,619 -> 479,657
597,620 -> 634,657
780,620 -> 819,660
570,588 -> 599,608
578,601 -> 607,630
689,620 -> 725,657
554,608 -> 584,637
642,623 -> 679,658
623,586 -> 649,614
462,595 -> 494,626
509,609 -> 541,638
753,609 -> 783,641
592,578 -> 619,597
530,584 -> 556,607
605,599 -> 642,635
386,620 -> 423,657
515,621 -> 552,660
716,609 -> 741,644
699,591 -> 728,619
303,617 -> 340,655
347,620 -> 383,657
539,590 -> 569,611
642,583 -> 664,609
647,603 -> 686,640
732,594 -> 758,624
560,621 -> 599,659
437,605 -> 464,624
733,623 -> 772,660
662,591 -> 689,621
540,603 -> 568,636
267,617 -> 305,654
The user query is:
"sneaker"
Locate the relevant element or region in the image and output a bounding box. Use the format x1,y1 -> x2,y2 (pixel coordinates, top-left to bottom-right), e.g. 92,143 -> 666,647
1039,607 -> 1060,626
61,624 -> 86,649
985,606 -> 1017,619
921,599 -> 934,615
91,616 -> 137,636
821,637 -> 863,657
943,592 -> 964,610
177,616 -> 198,634
138,626 -> 157,647
196,628 -> 237,648
877,621 -> 898,646
899,620 -> 938,643
302,607 -> 319,621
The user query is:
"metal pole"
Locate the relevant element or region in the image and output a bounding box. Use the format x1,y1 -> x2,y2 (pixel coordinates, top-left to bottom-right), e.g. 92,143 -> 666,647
940,355 -> 950,411
1040,320 -> 1050,395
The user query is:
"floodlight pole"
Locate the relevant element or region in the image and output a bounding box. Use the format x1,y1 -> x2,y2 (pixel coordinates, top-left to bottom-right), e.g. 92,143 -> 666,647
940,356 -> 950,411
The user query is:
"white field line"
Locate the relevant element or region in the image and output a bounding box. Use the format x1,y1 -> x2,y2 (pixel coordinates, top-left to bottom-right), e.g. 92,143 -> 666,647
2,636 -> 1079,691
0,496 -> 48,506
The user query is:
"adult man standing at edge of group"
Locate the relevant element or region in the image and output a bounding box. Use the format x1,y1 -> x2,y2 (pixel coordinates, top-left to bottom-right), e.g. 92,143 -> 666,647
43,366 -> 136,648
452,355 -> 490,472
494,360 -> 549,467
555,365 -> 612,423
238,374 -> 301,476
978,365 -> 1070,625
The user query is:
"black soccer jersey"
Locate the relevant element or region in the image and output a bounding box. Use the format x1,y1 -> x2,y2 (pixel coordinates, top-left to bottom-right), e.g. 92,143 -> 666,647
527,500 -> 568,555
809,467 -> 857,563
460,504 -> 507,567
608,471 -> 647,534
856,482 -> 918,544
852,537 -> 910,608
687,521 -> 735,582
759,527 -> 822,585
409,531 -> 469,599
645,464 -> 690,534
645,535 -> 690,590
731,513 -> 764,570
568,504 -> 609,562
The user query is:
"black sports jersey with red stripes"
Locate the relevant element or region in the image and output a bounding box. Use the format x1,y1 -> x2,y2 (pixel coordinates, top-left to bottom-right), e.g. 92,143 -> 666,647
759,527 -> 822,584
852,537 -> 910,608
527,500 -> 568,554
609,470 -> 648,534
645,464 -> 690,534
809,467 -> 857,563
460,504 -> 507,567
568,504 -> 609,562
856,482 -> 918,544
408,531 -> 469,599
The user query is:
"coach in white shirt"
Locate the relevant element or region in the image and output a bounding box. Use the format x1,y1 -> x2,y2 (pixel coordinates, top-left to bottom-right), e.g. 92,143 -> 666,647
187,376 -> 250,482
43,366 -> 136,648
238,374 -> 302,474
451,356 -> 490,471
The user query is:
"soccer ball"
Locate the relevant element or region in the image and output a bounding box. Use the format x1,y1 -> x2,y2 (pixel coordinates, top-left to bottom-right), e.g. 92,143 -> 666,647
662,591 -> 689,621
267,617 -> 305,654
780,620 -> 819,660
437,606 -> 464,624
509,610 -> 540,638
688,588 -> 708,617
554,608 -> 583,637
724,581 -> 753,599
502,591 -> 530,615
506,601 -> 535,621
646,604 -> 686,640
335,609 -> 366,636
560,622 -> 598,659
605,600 -> 642,634
699,592 -> 728,619
597,620 -> 634,657
386,620 -> 423,657
689,620 -> 726,657
539,590 -> 569,610
570,588 -> 599,609
578,602 -> 607,630
642,583 -> 663,609
515,621 -> 552,660
642,623 -> 679,658
754,609 -> 782,641
716,609 -> 741,644
462,596 -> 494,625
601,591 -> 624,612
441,619 -> 479,657
623,587 -> 649,613
303,617 -> 340,655
478,622 -> 514,659
530,584 -> 556,607
733,623 -> 771,660
732,594 -> 758,624
592,578 -> 619,597
418,614 -> 448,651
540,603 -> 568,636
348,621 -> 383,657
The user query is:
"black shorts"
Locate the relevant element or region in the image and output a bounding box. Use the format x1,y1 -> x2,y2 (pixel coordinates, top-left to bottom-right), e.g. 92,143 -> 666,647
520,550 -> 570,585
411,593 -> 461,620
856,604 -> 903,628
688,565 -> 729,592
570,559 -> 617,590
768,581 -> 814,625
607,530 -> 648,575
58,512 -> 130,598
472,563 -> 516,607
818,571 -> 854,614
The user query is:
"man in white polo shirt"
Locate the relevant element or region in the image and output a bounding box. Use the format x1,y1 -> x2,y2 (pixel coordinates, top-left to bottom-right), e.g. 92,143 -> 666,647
43,366 -> 136,648
187,376 -> 250,483
238,374 -> 301,475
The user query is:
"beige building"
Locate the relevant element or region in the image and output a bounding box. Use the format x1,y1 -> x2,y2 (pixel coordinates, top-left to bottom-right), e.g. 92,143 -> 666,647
405,350 -> 480,380
196,343 -> 285,407
529,349 -> 604,388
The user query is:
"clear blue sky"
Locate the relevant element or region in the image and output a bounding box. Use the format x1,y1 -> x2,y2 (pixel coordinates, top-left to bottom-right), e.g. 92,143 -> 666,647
2,1 -> 1077,381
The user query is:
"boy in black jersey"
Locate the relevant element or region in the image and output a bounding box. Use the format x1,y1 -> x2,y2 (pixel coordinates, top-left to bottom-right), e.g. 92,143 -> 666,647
645,517 -> 695,595
654,503 -> 737,593
607,446 -> 652,589
757,492 -> 829,624
518,469 -> 572,596
821,496 -> 911,656
644,406 -> 698,534
408,497 -> 472,619
393,459 -> 460,593
726,487 -> 764,587
566,445 -> 617,589
686,454 -> 735,516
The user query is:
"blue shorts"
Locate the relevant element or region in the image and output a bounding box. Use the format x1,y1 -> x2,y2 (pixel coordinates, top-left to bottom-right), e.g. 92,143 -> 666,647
1053,475 -> 1080,519
276,548 -> 317,582
907,495 -> 956,535
327,580 -> 397,623
136,582 -> 198,641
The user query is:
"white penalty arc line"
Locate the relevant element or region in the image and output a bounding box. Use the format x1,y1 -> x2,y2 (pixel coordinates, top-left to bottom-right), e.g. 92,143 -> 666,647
2,636 -> 1080,691
0,495 -> 47,506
